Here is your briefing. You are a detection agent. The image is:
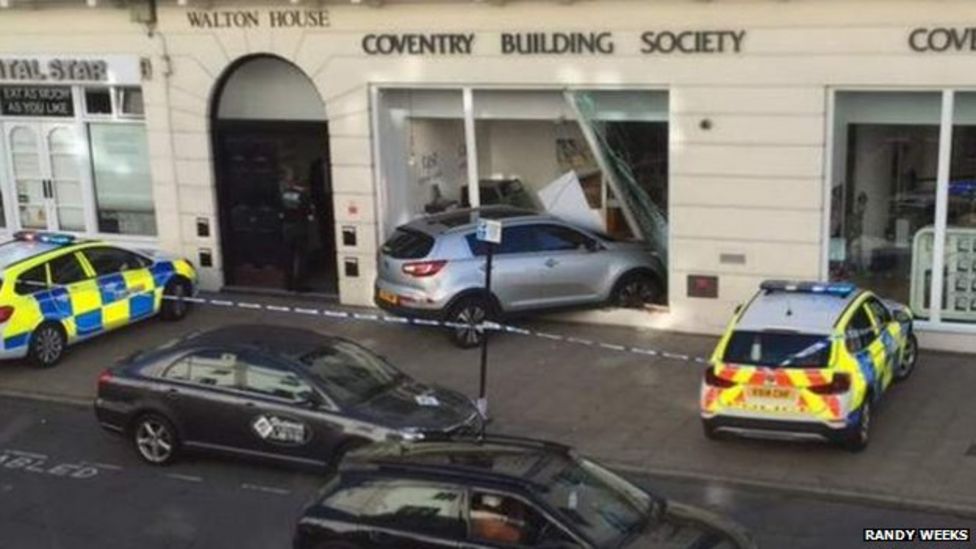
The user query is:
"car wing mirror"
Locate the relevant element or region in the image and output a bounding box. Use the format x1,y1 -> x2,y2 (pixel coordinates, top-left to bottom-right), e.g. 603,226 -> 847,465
298,391 -> 324,408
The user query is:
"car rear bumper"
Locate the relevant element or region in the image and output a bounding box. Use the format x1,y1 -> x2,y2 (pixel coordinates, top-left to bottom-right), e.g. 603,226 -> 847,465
374,280 -> 448,317
703,413 -> 848,442
93,398 -> 130,434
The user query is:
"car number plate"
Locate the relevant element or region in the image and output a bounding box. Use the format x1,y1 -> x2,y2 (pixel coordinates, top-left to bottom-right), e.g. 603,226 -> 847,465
378,289 -> 398,305
748,387 -> 793,400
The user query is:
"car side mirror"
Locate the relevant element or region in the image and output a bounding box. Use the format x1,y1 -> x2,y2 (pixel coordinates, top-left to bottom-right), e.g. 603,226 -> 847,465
298,391 -> 324,408
585,240 -> 601,252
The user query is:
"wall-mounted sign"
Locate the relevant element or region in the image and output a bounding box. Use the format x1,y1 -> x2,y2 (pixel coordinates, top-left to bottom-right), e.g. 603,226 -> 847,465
909,27 -> 976,52
360,29 -> 746,56
362,33 -> 475,55
0,58 -> 108,82
0,86 -> 73,117
186,9 -> 329,29
687,274 -> 719,299
641,30 -> 746,54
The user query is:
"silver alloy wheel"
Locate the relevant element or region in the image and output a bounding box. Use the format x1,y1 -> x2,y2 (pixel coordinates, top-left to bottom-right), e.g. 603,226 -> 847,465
619,278 -> 655,308
898,335 -> 917,378
135,419 -> 174,464
170,282 -> 186,317
859,402 -> 871,443
455,304 -> 486,346
35,326 -> 63,365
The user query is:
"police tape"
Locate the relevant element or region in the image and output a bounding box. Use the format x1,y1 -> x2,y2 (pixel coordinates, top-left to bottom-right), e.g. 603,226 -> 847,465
160,294 -> 715,365
160,294 -> 887,367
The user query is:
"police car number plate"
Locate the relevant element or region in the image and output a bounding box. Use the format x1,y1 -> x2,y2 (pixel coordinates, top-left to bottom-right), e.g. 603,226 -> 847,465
378,289 -> 398,305
748,387 -> 793,400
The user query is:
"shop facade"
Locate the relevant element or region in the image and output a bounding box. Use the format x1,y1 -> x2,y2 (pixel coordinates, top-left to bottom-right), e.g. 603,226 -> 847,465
1,0 -> 976,351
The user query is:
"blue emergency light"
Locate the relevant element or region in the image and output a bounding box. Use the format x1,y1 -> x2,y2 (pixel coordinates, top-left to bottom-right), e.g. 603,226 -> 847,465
760,280 -> 856,297
13,231 -> 76,245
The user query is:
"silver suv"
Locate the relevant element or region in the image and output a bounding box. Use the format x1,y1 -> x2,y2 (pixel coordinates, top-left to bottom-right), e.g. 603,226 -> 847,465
375,207 -> 665,348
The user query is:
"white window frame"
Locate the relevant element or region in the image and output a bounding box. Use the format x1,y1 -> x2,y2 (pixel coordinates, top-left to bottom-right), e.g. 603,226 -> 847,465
825,87 -> 976,334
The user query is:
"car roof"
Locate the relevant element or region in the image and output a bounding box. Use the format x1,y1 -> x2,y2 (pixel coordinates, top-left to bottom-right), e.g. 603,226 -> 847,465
341,436 -> 576,491
736,285 -> 862,335
172,324 -> 340,359
401,206 -> 549,235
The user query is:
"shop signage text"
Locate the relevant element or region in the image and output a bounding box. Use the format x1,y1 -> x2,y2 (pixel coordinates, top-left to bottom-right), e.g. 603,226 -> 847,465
641,30 -> 746,54
0,58 -> 107,82
361,30 -> 747,56
909,27 -> 976,52
0,86 -> 74,117
186,9 -> 330,29
362,33 -> 475,55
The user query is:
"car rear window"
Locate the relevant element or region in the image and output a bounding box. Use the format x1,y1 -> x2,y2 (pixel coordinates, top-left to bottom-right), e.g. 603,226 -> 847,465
381,229 -> 434,259
723,330 -> 831,368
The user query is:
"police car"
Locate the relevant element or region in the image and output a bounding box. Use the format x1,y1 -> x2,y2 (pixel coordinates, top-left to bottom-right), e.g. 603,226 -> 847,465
700,280 -> 917,452
0,231 -> 197,368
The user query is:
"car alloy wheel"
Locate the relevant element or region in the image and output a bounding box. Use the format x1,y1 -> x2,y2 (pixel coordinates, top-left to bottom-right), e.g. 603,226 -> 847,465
161,279 -> 191,321
134,416 -> 177,465
844,400 -> 871,453
895,333 -> 918,382
29,323 -> 66,368
614,273 -> 659,309
454,303 -> 487,348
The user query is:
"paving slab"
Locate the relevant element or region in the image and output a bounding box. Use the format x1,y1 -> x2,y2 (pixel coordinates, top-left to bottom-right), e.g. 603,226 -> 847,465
1,292 -> 974,515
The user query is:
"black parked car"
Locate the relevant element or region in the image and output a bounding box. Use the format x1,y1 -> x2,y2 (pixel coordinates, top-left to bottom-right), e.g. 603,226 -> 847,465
94,325 -> 481,467
293,436 -> 757,549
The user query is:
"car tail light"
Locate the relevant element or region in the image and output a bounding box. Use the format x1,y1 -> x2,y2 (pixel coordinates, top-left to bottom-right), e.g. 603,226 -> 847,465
97,369 -> 113,388
402,260 -> 447,277
809,372 -> 851,395
704,367 -> 736,388
0,305 -> 14,323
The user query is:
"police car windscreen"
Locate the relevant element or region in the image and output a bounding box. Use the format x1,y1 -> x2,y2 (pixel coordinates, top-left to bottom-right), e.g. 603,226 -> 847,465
723,330 -> 830,368
0,241 -> 59,270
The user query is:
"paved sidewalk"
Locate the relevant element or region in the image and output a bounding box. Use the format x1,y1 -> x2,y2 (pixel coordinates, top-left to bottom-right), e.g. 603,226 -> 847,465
1,292 -> 975,515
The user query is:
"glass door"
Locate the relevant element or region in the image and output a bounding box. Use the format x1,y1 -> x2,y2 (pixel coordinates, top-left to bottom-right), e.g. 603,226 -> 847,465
2,121 -> 92,233
4,122 -> 47,229
44,124 -> 88,232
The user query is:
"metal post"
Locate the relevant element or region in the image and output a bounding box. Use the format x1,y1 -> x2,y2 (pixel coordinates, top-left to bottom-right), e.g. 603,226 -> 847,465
477,245 -> 494,432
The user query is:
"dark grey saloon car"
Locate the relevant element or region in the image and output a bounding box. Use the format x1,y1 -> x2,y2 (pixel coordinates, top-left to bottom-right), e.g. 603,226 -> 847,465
94,325 -> 481,467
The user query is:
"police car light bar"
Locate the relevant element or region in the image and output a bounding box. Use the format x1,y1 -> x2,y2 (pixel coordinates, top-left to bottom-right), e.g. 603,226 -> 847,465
760,280 -> 857,297
13,231 -> 76,245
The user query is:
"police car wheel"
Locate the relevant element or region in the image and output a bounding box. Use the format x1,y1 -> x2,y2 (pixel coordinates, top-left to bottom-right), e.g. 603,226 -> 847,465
447,297 -> 490,349
612,271 -> 661,309
28,322 -> 66,368
161,279 -> 192,321
842,400 -> 871,453
895,333 -> 918,382
132,414 -> 180,465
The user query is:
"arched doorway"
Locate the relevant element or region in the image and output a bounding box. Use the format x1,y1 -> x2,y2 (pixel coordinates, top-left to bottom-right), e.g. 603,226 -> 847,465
211,55 -> 336,295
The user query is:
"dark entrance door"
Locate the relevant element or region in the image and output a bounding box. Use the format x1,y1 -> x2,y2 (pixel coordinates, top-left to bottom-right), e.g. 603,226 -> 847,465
214,120 -> 337,295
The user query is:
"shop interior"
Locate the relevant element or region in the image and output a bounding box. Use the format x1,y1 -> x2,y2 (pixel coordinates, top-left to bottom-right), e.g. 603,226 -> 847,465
375,88 -> 669,304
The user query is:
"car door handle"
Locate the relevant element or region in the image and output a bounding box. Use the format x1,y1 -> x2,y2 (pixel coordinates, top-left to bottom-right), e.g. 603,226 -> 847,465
545,258 -> 559,268
165,388 -> 180,400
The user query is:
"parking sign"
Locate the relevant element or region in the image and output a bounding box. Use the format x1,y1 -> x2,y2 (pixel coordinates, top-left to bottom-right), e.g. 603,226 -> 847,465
476,219 -> 502,244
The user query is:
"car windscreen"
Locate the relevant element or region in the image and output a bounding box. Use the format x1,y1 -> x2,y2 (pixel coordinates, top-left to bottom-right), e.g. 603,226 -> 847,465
723,330 -> 831,368
0,241 -> 58,270
381,229 -> 434,259
536,455 -> 653,547
299,341 -> 404,407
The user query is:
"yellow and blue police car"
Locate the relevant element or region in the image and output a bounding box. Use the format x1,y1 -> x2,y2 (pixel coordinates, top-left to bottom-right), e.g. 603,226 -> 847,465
0,231 -> 197,368
700,280 -> 917,452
